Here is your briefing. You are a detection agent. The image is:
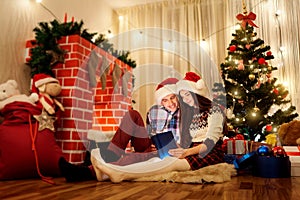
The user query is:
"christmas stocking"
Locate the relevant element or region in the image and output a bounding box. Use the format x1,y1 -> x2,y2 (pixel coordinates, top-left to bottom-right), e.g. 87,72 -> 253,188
100,56 -> 110,90
112,63 -> 122,93
121,68 -> 131,96
87,51 -> 101,87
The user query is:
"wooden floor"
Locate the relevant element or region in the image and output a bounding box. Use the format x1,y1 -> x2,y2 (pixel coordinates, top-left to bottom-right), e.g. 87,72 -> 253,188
1,174 -> 300,200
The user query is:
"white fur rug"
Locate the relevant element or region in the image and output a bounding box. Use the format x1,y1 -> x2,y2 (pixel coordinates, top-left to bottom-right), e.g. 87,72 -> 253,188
132,163 -> 237,184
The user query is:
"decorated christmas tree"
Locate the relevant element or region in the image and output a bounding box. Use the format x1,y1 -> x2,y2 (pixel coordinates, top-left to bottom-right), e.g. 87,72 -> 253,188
213,6 -> 298,142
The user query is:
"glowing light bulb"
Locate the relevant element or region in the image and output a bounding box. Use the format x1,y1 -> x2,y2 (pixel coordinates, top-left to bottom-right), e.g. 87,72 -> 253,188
275,10 -> 282,16
279,46 -> 285,52
200,39 -> 208,49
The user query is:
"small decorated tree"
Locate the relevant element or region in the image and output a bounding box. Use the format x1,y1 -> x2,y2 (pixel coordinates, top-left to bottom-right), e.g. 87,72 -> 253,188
213,6 -> 298,141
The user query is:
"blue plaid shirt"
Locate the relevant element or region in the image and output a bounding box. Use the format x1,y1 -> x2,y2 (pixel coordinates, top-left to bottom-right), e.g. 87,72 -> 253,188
146,105 -> 181,144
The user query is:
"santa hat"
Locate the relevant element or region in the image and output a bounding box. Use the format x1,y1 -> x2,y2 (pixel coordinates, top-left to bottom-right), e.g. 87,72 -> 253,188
31,73 -> 59,93
155,78 -> 179,105
176,72 -> 210,99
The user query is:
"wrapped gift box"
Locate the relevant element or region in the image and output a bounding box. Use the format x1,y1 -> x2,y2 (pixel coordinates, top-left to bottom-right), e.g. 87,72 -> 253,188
253,155 -> 291,178
227,139 -> 249,155
283,146 -> 300,176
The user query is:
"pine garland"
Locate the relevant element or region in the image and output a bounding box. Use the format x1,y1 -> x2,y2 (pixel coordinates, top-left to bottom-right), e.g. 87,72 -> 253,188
27,19 -> 136,77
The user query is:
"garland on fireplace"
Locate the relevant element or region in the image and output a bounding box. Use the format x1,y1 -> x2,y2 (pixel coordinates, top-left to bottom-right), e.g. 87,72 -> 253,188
26,19 -> 136,77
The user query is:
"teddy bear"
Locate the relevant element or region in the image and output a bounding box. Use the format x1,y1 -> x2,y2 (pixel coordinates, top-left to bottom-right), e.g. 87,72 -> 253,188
0,79 -> 38,110
278,120 -> 300,146
31,73 -> 64,115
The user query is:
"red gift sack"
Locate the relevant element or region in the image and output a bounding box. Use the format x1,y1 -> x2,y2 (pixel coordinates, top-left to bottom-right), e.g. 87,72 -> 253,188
0,102 -> 63,181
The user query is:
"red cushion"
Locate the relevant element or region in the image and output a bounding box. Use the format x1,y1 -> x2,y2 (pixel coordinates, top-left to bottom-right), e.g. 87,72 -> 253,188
0,102 -> 63,180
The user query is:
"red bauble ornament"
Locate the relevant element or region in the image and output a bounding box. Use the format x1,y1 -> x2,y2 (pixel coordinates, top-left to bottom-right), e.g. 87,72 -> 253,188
273,88 -> 279,95
267,51 -> 272,56
229,45 -> 236,52
258,58 -> 266,65
255,79 -> 261,89
272,146 -> 287,157
238,65 -> 244,71
265,124 -> 272,132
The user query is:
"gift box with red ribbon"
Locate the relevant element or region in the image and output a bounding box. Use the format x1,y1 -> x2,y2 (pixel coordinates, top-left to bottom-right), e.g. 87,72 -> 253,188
283,146 -> 300,176
227,139 -> 249,155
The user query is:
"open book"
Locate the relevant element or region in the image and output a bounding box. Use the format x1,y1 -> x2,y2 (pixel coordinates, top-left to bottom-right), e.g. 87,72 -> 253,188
151,131 -> 178,159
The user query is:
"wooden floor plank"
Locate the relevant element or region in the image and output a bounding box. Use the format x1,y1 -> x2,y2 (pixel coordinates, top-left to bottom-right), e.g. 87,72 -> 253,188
1,175 -> 300,200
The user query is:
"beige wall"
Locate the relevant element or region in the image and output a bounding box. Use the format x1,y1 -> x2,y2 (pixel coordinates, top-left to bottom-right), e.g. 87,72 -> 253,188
0,0 -> 117,93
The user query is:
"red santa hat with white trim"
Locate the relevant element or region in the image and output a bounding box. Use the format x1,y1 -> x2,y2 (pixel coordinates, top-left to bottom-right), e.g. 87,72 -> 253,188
155,78 -> 179,105
176,72 -> 210,99
31,73 -> 59,93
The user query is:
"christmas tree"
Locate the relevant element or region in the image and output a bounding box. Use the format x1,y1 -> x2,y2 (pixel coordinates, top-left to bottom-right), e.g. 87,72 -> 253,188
213,7 -> 298,142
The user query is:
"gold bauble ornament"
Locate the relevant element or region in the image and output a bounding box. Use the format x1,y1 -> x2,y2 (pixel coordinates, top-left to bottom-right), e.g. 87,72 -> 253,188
253,106 -> 260,112
249,74 -> 255,80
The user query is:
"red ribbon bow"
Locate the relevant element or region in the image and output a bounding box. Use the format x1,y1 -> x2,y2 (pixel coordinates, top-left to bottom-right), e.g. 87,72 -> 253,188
236,12 -> 259,29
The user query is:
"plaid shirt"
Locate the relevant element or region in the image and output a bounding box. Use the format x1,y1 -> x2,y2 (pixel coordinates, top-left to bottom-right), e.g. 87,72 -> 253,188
146,105 -> 181,143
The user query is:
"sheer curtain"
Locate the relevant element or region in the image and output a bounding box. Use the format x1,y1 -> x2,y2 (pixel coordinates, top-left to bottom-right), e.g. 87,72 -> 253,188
114,0 -> 226,117
113,0 -> 300,119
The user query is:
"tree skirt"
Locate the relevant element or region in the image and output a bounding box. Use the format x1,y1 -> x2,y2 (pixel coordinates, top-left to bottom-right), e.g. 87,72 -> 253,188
132,163 -> 237,184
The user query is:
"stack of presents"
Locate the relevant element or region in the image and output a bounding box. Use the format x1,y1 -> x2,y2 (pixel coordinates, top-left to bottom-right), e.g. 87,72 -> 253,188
223,121 -> 300,178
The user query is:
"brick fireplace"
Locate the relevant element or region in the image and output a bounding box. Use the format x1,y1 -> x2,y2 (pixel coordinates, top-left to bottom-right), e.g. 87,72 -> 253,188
26,35 -> 133,163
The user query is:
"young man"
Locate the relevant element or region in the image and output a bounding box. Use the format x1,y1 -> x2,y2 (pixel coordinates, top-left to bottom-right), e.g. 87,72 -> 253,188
59,77 -> 184,181
106,77 -> 181,166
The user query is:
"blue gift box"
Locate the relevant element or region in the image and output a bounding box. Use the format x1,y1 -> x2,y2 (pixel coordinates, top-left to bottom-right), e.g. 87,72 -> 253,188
233,151 -> 291,178
253,156 -> 291,178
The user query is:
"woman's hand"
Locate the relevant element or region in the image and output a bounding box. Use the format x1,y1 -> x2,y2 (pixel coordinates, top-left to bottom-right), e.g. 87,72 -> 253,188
168,148 -> 189,159
169,144 -> 207,158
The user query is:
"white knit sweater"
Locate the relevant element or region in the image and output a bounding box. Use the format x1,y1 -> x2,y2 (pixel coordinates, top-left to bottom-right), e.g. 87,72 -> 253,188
189,105 -> 225,143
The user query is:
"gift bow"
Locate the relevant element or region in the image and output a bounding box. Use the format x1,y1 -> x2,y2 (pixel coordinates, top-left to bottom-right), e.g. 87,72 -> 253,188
265,133 -> 277,147
236,12 -> 259,29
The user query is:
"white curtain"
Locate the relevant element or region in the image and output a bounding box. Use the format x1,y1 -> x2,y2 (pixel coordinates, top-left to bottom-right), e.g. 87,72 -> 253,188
114,0 -> 226,117
113,0 -> 300,119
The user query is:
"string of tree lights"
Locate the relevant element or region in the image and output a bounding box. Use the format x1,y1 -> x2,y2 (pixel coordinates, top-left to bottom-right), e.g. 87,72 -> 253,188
212,1 -> 298,142
116,1 -> 266,43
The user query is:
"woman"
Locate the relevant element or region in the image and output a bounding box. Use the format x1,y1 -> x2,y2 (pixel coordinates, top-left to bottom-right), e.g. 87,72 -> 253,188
91,72 -> 227,183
